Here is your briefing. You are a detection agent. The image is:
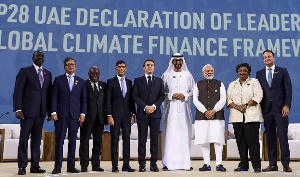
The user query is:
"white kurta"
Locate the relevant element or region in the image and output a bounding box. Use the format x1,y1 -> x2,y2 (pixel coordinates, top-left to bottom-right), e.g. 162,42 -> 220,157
161,70 -> 195,170
193,81 -> 226,145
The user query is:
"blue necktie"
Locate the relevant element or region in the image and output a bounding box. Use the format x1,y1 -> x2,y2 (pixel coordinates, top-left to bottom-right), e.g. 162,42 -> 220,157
68,75 -> 74,91
121,77 -> 126,97
38,69 -> 43,88
268,68 -> 272,88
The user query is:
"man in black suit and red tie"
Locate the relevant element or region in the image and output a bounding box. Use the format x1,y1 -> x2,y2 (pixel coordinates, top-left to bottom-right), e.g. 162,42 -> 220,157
256,50 -> 292,173
133,59 -> 165,172
13,50 -> 52,175
106,60 -> 136,172
79,66 -> 106,172
51,57 -> 87,174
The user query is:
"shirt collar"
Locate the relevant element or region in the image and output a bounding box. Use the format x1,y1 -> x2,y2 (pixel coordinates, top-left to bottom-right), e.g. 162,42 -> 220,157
66,73 -> 75,77
145,74 -> 152,78
265,65 -> 275,71
117,75 -> 125,80
33,63 -> 43,73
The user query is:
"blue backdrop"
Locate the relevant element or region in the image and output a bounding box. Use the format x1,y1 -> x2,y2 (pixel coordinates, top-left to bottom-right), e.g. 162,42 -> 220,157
0,0 -> 299,131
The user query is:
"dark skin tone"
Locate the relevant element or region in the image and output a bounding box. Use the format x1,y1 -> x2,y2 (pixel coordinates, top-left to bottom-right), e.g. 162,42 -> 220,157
228,66 -> 257,113
16,51 -> 45,119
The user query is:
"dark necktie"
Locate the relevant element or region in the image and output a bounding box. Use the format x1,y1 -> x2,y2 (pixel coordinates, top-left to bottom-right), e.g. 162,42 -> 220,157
268,68 -> 272,88
38,69 -> 43,88
93,82 -> 98,96
147,75 -> 152,90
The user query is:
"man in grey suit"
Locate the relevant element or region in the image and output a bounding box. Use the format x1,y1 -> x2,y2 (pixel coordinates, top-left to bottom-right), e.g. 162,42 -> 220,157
133,59 -> 165,172
256,50 -> 292,173
79,66 -> 106,172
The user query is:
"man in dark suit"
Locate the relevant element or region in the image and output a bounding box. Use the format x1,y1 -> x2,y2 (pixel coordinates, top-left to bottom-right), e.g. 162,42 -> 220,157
133,59 -> 165,172
106,60 -> 136,172
51,57 -> 87,174
13,50 -> 52,175
256,50 -> 292,173
79,66 -> 106,172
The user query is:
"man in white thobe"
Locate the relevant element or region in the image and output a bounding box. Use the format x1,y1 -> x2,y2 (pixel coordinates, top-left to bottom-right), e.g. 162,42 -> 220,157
161,53 -> 195,170
193,64 -> 226,172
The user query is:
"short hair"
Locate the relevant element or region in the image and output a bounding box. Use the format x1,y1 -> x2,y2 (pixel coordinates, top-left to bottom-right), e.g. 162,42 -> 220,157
202,64 -> 213,72
32,50 -> 43,58
143,59 -> 155,67
263,50 -> 274,57
236,63 -> 251,75
116,60 -> 126,66
63,57 -> 76,66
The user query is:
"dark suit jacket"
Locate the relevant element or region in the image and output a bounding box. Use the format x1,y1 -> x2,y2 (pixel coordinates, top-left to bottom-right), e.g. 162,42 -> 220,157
256,66 -> 292,114
85,80 -> 107,124
132,75 -> 165,119
106,76 -> 135,118
51,74 -> 87,119
13,65 -> 52,117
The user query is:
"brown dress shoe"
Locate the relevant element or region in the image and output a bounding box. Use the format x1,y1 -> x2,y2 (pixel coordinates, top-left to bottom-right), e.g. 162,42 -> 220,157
262,166 -> 278,172
283,166 -> 292,172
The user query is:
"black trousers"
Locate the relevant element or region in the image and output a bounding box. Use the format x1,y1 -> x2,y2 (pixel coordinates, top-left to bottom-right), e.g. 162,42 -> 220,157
18,116 -> 44,168
79,118 -> 104,169
137,117 -> 161,167
232,121 -> 261,169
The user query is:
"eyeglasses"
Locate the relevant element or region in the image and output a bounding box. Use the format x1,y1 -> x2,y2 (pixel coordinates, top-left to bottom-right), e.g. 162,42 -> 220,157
65,63 -> 75,67
238,70 -> 248,73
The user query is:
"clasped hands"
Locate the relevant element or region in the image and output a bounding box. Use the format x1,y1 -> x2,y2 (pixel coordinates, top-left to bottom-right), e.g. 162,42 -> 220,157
205,109 -> 216,119
145,105 -> 155,114
172,93 -> 185,100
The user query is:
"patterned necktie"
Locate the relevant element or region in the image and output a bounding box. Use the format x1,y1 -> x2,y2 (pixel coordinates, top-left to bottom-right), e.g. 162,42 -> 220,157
93,82 -> 98,95
147,75 -> 152,90
38,69 -> 43,88
68,75 -> 74,91
121,77 -> 126,97
268,68 -> 272,88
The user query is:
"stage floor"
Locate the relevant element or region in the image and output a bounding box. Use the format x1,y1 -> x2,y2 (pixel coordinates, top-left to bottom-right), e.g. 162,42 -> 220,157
1,160 -> 300,177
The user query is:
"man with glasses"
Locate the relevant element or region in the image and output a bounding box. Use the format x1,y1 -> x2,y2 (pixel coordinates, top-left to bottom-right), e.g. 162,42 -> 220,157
51,57 -> 87,174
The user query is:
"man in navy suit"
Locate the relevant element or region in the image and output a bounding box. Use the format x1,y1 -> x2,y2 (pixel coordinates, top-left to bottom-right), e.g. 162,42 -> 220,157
51,57 -> 87,174
106,60 -> 136,172
13,50 -> 52,175
133,59 -> 165,172
79,66 -> 106,172
256,50 -> 292,173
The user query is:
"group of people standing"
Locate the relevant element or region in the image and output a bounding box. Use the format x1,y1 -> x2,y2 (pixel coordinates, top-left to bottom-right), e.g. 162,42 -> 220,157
13,49 -> 292,175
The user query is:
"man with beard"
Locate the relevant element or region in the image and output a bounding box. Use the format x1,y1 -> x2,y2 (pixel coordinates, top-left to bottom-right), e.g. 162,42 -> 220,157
161,53 -> 195,171
193,64 -> 226,172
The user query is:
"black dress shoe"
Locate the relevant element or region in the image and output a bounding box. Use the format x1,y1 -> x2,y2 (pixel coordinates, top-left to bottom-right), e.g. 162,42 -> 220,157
92,167 -> 104,172
283,165 -> 292,172
262,165 -> 278,172
150,165 -> 159,172
18,168 -> 26,175
233,167 -> 248,172
139,165 -> 146,172
52,168 -> 61,174
81,167 -> 88,172
254,168 -> 261,173
122,166 -> 135,172
112,166 -> 119,172
30,167 -> 46,173
67,167 -> 80,173
162,166 -> 170,171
